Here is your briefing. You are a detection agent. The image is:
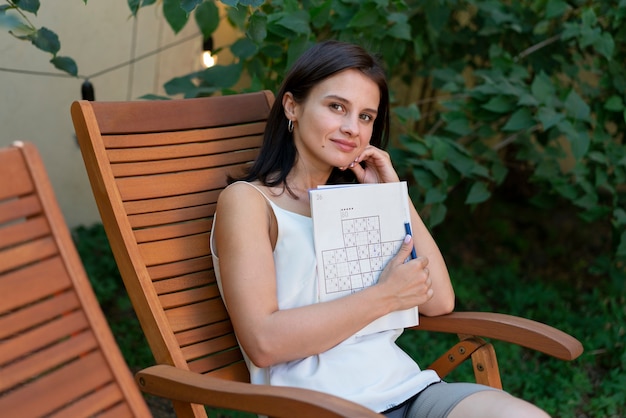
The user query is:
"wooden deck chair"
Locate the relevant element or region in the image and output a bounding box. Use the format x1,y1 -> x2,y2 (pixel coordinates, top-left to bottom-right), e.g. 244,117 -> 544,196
70,91 -> 583,418
0,141 -> 151,417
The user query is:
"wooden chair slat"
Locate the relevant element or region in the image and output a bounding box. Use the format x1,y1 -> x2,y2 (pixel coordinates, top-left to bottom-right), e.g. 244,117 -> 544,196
153,271 -> 212,295
0,195 -> 41,225
104,122 -> 266,149
148,258 -> 213,285
107,133 -> 262,162
0,148 -> 34,200
166,298 -> 229,333
0,331 -> 97,392
113,148 -> 259,178
175,320 -> 235,348
116,165 -> 241,201
92,401 -> 135,418
139,233 -> 210,266
0,236 -> 58,274
0,310 -> 88,365
129,206 -> 212,230
124,190 -> 221,216
47,382 -> 130,418
0,351 -> 113,417
159,285 -> 220,310
90,93 -> 272,135
0,216 -> 49,249
134,219 -> 212,244
188,347 -> 245,375
182,333 -> 240,362
0,291 -> 79,339
0,257 -> 70,313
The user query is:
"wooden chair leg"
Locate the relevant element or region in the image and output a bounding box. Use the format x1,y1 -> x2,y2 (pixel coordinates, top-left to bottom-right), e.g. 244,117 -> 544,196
427,338 -> 486,379
470,342 -> 502,389
426,335 -> 503,390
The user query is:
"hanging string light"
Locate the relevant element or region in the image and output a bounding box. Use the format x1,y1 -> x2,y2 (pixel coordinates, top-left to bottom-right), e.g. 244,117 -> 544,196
202,36 -> 216,68
81,79 -> 95,101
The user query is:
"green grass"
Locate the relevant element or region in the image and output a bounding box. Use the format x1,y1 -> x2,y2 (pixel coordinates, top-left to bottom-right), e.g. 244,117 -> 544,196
73,191 -> 626,418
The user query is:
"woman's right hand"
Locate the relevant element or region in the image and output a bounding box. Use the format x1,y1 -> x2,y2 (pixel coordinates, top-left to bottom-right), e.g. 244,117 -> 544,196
376,235 -> 434,312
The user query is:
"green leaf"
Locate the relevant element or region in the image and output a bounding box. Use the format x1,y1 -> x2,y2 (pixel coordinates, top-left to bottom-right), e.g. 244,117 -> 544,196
348,3 -> 379,28
238,0 -> 264,6
394,104 -> 421,123
465,181 -> 491,205
545,0 -> 570,19
280,11 -> 310,35
594,32 -> 615,60
14,0 -> 39,14
581,7 -> 597,27
199,63 -> 243,88
246,12 -> 267,43
502,108 -> 535,131
163,0 -> 189,33
616,231 -> 626,258
604,96 -> 624,112
564,89 -> 591,121
31,27 -> 60,55
231,37 -> 257,59
195,1 -> 219,39
424,188 -> 446,204
387,13 -> 411,41
427,202 -> 447,228
180,0 -> 202,14
558,120 -> 590,159
482,96 -> 516,113
50,56 -> 77,76
164,75 -> 197,96
138,94 -> 171,100
537,107 -> 565,130
0,9 -> 29,32
530,72 -> 555,106
420,160 -> 448,181
614,208 -> 626,227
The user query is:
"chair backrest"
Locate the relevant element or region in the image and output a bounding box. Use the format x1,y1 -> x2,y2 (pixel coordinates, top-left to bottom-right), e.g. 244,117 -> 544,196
71,91 -> 274,417
0,142 -> 151,417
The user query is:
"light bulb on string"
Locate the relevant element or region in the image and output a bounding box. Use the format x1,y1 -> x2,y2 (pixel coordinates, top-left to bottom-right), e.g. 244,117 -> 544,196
202,37 -> 217,68
81,79 -> 95,101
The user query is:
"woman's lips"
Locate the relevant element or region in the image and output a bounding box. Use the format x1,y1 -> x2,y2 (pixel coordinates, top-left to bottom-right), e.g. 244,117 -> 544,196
331,139 -> 357,152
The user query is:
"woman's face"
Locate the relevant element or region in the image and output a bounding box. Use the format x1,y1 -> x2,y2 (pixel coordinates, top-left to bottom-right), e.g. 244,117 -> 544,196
284,69 -> 380,173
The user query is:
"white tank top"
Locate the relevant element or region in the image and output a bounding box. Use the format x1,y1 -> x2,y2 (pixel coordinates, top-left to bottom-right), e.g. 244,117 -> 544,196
210,182 -> 440,412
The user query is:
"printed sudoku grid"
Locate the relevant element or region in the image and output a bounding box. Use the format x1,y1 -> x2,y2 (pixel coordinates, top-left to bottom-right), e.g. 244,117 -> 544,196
321,215 -> 402,295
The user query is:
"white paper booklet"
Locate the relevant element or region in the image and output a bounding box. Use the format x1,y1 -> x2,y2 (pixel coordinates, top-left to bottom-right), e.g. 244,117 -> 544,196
309,181 -> 419,336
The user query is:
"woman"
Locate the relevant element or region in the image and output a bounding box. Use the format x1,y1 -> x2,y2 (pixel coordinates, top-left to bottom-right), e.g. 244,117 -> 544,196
211,40 -> 549,418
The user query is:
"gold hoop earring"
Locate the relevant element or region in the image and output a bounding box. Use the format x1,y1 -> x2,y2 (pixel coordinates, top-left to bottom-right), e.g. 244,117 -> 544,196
288,120 -> 294,133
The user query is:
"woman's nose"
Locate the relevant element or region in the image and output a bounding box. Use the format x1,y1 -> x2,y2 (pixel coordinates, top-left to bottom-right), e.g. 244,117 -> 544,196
340,115 -> 359,136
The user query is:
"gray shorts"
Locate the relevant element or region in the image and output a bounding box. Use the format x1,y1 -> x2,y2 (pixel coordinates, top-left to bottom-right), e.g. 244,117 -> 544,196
383,381 -> 499,418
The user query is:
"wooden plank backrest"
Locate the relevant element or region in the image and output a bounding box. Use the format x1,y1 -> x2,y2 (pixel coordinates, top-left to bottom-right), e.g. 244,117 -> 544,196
71,92 -> 275,392
0,142 -> 150,417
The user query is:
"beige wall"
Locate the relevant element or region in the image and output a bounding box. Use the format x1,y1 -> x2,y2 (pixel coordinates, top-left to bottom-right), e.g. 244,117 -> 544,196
0,0 -> 236,227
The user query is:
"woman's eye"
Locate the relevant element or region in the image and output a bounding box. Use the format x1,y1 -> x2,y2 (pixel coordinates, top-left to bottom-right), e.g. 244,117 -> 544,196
360,113 -> 373,122
330,103 -> 344,111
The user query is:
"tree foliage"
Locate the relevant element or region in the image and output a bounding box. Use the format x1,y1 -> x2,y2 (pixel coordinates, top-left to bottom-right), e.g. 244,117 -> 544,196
156,0 -> 626,279
1,0 -> 81,75
4,0 -> 626,277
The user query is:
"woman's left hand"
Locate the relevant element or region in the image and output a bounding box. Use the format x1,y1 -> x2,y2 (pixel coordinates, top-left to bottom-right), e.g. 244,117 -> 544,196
346,145 -> 400,184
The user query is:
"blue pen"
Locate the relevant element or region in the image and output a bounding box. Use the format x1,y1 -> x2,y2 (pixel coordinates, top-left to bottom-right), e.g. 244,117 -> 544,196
404,222 -> 417,260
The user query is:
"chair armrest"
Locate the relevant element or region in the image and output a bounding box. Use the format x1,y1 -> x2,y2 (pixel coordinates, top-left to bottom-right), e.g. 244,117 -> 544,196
135,364 -> 382,418
414,312 -> 583,361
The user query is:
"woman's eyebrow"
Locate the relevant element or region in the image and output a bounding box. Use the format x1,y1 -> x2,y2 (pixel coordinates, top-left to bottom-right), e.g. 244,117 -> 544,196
325,94 -> 378,115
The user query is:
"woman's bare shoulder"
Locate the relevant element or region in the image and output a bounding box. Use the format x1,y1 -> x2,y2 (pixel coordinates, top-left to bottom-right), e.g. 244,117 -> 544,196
217,181 -> 269,217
